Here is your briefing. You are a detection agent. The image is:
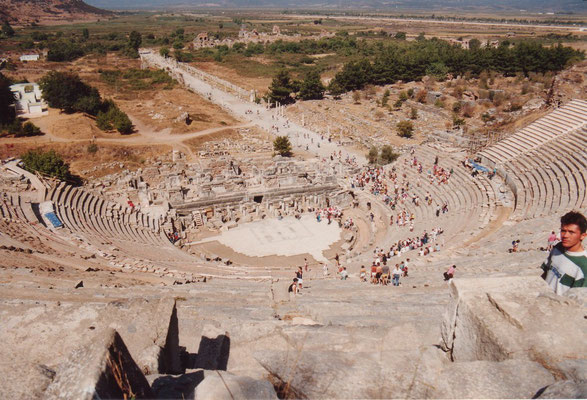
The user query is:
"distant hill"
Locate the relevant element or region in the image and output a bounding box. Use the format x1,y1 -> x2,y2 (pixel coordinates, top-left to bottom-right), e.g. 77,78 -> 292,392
0,0 -> 112,26
84,0 -> 586,14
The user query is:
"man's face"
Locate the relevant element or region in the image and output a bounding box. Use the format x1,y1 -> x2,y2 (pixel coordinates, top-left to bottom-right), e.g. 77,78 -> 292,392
560,224 -> 587,251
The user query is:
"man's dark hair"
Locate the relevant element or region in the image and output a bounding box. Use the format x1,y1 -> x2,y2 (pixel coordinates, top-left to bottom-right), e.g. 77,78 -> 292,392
561,211 -> 587,234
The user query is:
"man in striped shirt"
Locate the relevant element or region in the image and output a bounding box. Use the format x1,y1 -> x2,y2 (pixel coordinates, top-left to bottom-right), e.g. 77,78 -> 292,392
541,211 -> 587,295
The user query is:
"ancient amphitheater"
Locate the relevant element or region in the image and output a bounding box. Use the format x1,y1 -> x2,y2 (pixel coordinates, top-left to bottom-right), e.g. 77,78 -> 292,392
1,59 -> 586,399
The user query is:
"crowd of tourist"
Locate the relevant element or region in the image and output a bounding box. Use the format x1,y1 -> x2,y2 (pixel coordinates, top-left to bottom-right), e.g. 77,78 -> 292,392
315,206 -> 343,224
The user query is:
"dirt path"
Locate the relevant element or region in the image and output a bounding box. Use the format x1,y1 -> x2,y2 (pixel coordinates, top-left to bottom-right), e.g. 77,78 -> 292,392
1,116 -> 253,159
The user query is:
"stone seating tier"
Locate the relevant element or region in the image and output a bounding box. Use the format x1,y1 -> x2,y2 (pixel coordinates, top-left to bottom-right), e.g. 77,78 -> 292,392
504,129 -> 586,219
479,99 -> 587,166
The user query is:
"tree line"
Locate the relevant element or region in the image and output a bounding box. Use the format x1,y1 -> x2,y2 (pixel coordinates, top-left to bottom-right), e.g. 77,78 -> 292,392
328,40 -> 583,94
267,39 -> 582,103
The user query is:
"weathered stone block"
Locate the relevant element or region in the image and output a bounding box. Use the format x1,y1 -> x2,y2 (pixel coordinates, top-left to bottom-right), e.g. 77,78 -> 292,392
45,328 -> 153,400
440,276 -> 587,375
191,370 -> 277,400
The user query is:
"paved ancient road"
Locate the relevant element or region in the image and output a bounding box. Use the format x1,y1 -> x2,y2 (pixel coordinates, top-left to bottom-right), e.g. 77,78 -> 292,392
140,50 -> 367,165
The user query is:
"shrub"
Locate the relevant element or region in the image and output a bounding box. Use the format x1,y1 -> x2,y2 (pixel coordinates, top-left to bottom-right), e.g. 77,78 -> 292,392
367,146 -> 378,164
410,107 -> 418,120
416,89 -> 428,104
481,112 -> 495,123
87,143 -> 98,153
381,89 -> 390,107
380,145 -> 399,164
397,120 -> 414,138
16,122 -> 42,137
452,114 -> 465,127
363,85 -> 376,100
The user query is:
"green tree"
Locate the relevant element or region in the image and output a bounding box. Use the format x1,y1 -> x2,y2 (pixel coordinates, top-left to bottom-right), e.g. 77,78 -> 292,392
298,69 -> 325,100
113,109 -> 132,134
172,39 -> 184,50
426,62 -> 449,80
273,136 -> 292,157
159,47 -> 170,57
74,88 -> 102,115
469,38 -> 481,51
47,40 -> 85,62
367,146 -> 378,164
0,72 -> 15,125
20,149 -> 70,180
267,70 -> 295,105
82,28 -> 89,40
129,31 -> 142,50
395,32 -> 406,40
96,111 -> 113,131
397,120 -> 414,138
96,102 -> 133,134
329,59 -> 372,93
2,22 -> 14,38
39,71 -> 99,114
380,145 -> 399,164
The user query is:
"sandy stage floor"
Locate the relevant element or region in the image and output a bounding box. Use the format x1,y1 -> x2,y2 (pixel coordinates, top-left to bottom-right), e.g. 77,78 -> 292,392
196,215 -> 341,263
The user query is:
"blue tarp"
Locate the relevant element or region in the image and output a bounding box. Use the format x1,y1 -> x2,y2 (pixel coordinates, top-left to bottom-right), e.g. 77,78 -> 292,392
468,159 -> 491,173
44,212 -> 63,228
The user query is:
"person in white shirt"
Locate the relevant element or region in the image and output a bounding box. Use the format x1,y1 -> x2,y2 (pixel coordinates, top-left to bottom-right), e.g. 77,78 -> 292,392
391,265 -> 402,286
340,267 -> 348,280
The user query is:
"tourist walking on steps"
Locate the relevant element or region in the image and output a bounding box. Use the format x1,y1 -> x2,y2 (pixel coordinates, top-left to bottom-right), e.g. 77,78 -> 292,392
541,211 -> 587,295
288,278 -> 298,295
443,265 -> 456,281
296,267 -> 303,290
360,265 -> 367,282
340,267 -> 348,280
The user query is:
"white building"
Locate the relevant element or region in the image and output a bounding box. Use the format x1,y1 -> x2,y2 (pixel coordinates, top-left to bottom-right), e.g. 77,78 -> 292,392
19,54 -> 40,62
10,83 -> 48,117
